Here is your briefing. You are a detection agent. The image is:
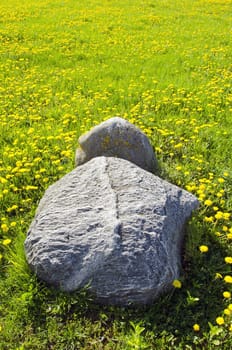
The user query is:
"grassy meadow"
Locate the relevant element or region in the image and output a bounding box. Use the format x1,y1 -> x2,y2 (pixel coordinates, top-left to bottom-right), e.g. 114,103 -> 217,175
0,0 -> 232,348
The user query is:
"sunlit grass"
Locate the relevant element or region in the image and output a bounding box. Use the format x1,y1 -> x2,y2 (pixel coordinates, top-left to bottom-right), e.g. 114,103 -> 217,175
0,0 -> 232,348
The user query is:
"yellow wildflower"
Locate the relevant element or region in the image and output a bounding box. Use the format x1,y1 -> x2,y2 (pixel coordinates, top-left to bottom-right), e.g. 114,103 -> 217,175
193,324 -> 200,332
172,279 -> 182,288
223,213 -> 230,220
216,317 -> 224,325
2,239 -> 11,246
7,205 -> 18,213
25,185 -> 38,191
204,199 -> 213,206
1,224 -> 9,233
223,291 -> 231,299
215,211 -> 223,220
224,308 -> 231,316
224,276 -> 232,284
225,257 -> 232,264
199,245 -> 208,253
204,216 -> 214,223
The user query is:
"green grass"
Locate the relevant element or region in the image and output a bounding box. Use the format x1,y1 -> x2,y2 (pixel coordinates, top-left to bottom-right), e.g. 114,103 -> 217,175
0,0 -> 232,348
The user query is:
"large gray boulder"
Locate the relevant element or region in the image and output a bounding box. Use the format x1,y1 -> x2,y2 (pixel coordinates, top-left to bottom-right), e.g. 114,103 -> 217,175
75,117 -> 158,173
25,157 -> 198,306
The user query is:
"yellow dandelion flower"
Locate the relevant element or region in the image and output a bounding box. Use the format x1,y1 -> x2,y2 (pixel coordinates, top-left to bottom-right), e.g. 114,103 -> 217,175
223,213 -> 230,220
224,276 -> 232,284
225,257 -> 232,264
199,184 -> 206,190
199,245 -> 208,253
0,177 -> 7,184
2,239 -> 11,246
6,205 -> 18,213
228,304 -> 232,311
25,185 -> 38,191
215,211 -> 223,220
193,324 -> 200,332
223,291 -> 231,299
172,279 -> 182,288
1,224 -> 9,233
229,324 -> 232,332
204,199 -> 213,206
199,194 -> 206,201
204,216 -> 214,223
224,308 -> 231,316
216,317 -> 224,325
218,178 -> 225,183
174,143 -> 183,149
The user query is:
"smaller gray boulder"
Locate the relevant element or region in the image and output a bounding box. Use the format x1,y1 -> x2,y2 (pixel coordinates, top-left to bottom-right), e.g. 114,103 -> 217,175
75,117 -> 158,173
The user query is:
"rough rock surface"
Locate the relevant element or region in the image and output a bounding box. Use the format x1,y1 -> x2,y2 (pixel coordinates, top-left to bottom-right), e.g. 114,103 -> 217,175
25,157 -> 198,305
75,117 -> 158,173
